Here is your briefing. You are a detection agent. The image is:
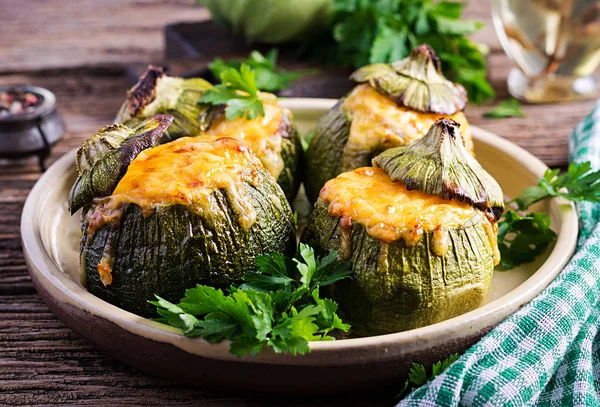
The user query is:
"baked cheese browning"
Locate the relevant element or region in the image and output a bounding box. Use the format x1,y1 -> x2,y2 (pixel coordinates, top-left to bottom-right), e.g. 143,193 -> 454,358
202,96 -> 287,180
91,137 -> 263,232
483,220 -> 500,266
320,167 -> 498,261
97,254 -> 114,286
342,84 -> 474,170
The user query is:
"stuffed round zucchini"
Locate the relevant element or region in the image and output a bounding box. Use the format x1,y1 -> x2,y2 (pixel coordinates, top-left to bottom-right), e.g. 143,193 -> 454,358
116,66 -> 302,201
69,114 -> 296,317
301,118 -> 503,336
304,44 -> 473,203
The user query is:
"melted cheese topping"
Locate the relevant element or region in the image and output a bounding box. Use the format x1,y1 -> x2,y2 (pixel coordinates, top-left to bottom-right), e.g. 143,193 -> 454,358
203,96 -> 287,179
483,220 -> 501,266
320,168 -> 498,262
342,84 -> 474,170
85,137 -> 267,286
97,254 -> 114,286
94,137 -> 262,230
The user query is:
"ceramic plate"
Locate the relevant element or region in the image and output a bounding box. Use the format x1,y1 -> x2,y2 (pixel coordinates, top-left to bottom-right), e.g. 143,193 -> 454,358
21,99 -> 578,396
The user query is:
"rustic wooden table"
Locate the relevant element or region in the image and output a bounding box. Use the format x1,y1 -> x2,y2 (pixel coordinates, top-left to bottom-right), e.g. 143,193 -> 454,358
0,1 -> 596,405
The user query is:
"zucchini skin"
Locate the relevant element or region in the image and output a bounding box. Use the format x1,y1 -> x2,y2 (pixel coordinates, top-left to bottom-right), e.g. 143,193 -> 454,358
303,100 -> 351,204
82,169 -> 296,317
301,200 -> 495,336
277,113 -> 303,202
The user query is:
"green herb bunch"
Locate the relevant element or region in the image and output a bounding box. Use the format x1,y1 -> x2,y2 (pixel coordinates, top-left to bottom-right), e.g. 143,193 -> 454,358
209,49 -> 315,93
315,0 -> 493,103
151,244 -> 352,357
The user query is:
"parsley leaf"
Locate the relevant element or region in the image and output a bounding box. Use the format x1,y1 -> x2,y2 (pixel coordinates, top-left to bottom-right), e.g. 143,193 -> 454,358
239,252 -> 295,293
199,63 -> 265,120
150,243 -> 352,357
513,162 -> 600,210
312,250 -> 354,286
433,353 -> 460,376
398,353 -> 460,398
497,210 -> 557,270
316,0 -> 494,104
484,98 -> 526,119
209,49 -> 317,92
312,288 -> 350,337
408,364 -> 428,387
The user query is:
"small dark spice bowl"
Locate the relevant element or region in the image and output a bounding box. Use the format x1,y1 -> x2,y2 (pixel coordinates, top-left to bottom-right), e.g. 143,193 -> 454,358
0,85 -> 66,171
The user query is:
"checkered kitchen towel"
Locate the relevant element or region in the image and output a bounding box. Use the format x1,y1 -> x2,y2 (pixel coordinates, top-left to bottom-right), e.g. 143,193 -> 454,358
399,102 -> 600,407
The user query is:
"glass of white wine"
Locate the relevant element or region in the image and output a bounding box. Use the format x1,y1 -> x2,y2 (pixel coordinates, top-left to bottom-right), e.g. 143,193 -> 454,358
492,0 -> 600,103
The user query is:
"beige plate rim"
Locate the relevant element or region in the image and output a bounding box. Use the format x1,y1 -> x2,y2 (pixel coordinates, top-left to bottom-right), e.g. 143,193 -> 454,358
21,98 -> 579,366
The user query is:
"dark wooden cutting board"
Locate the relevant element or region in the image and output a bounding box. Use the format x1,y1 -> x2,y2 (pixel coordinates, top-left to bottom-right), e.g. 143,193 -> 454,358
160,20 -> 354,98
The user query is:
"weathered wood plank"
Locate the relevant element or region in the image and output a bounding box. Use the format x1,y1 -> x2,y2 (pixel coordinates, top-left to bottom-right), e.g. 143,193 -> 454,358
0,0 -> 209,72
0,293 -> 383,405
0,0 -> 497,73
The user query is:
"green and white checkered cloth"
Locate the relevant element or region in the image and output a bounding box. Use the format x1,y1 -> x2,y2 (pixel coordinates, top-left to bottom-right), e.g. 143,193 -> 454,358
399,103 -> 600,407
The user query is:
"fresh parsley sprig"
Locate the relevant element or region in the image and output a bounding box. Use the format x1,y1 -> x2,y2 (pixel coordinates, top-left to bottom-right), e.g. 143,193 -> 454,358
398,354 -> 460,397
497,210 -> 557,270
314,0 -> 494,104
209,49 -> 316,92
513,162 -> 600,211
199,63 -> 265,120
498,161 -> 600,270
150,244 -> 352,357
484,98 -> 526,119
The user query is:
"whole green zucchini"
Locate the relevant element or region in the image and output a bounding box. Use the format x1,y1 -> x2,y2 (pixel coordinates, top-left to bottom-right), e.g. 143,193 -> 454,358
303,202 -> 495,335
301,118 -> 504,336
304,44 -> 473,203
116,66 -> 302,202
71,116 -> 296,317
